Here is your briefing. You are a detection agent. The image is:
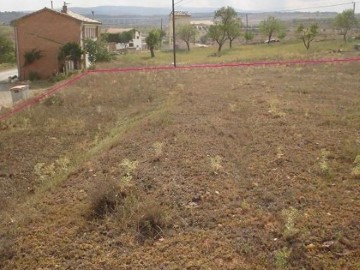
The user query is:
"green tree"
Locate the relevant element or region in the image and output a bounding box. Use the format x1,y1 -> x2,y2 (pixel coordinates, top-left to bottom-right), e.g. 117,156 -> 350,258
84,39 -> 112,64
0,30 -> 15,63
227,20 -> 242,48
119,29 -> 135,46
208,23 -> 228,53
334,9 -> 358,42
296,23 -> 319,50
58,42 -> 82,69
244,31 -> 254,43
211,6 -> 241,51
176,24 -> 197,51
145,29 -> 162,58
103,29 -> 135,45
259,16 -> 284,44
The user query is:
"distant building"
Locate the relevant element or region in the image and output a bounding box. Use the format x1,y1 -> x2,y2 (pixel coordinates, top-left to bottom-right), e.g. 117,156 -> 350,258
105,28 -> 144,51
168,11 -> 191,46
11,3 -> 101,80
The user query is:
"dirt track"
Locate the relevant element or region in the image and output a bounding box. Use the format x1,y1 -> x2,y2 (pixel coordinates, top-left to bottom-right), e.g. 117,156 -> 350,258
0,62 -> 359,269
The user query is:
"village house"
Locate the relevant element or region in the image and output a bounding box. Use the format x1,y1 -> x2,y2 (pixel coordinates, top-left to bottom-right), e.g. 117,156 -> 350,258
11,3 -> 101,80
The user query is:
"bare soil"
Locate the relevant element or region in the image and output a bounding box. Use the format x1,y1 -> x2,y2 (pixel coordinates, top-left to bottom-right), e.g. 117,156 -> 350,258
0,63 -> 359,269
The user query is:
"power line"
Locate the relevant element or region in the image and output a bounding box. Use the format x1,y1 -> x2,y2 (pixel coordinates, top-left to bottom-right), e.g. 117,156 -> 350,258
174,1 -> 358,13
273,2 -> 357,12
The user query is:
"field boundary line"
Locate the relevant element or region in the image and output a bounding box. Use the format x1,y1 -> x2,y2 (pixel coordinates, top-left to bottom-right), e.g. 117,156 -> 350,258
1,57 -> 359,122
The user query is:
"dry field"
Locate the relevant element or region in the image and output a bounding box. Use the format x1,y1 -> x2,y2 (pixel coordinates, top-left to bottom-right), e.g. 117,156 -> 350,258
0,62 -> 359,269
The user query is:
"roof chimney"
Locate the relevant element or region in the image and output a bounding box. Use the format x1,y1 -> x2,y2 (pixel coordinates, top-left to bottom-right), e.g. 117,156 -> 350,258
62,2 -> 68,13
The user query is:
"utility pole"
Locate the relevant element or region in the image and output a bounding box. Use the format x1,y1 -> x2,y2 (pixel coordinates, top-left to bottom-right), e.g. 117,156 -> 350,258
246,14 -> 249,30
353,2 -> 356,13
160,18 -> 163,49
172,0 -> 177,68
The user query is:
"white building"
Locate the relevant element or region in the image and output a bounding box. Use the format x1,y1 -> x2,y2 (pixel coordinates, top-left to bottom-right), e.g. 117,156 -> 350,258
105,28 -> 143,51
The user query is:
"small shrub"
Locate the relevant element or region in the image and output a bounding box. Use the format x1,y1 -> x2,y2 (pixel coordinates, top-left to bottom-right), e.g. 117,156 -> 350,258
319,149 -> 331,176
120,158 -> 139,184
49,73 -> 68,83
89,179 -> 126,218
34,156 -> 70,183
281,207 -> 299,239
0,235 -> 15,266
275,247 -> 291,269
55,156 -> 70,171
34,162 -> 55,182
24,48 -> 42,66
137,205 -> 167,242
210,155 -> 223,175
28,71 -> 40,81
269,99 -> 286,118
43,94 -> 64,106
152,142 -> 164,161
351,155 -> 360,179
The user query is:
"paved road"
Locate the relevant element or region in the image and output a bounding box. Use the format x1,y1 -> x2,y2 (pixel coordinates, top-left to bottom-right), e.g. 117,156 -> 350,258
0,68 -> 18,82
0,69 -> 18,108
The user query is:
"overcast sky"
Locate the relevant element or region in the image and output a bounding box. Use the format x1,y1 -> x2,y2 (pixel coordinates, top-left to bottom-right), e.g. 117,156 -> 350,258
0,0 -> 356,12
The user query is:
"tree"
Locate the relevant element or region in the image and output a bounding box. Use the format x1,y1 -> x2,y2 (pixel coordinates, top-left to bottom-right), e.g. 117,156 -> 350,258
0,30 -> 15,63
227,20 -> 242,48
244,31 -> 254,43
334,9 -> 358,42
145,29 -> 162,58
176,24 -> 197,51
58,42 -> 82,69
296,23 -> 319,50
213,6 -> 241,50
84,39 -> 112,64
208,23 -> 228,53
119,30 -> 135,45
103,29 -> 136,51
259,16 -> 284,44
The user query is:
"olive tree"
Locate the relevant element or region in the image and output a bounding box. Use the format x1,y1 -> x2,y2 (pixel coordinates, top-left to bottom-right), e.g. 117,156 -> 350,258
334,9 -> 358,42
208,6 -> 241,53
208,23 -> 228,53
176,24 -> 197,51
145,29 -> 164,58
227,20 -> 242,48
296,23 -> 319,50
259,16 -> 284,44
244,31 -> 254,43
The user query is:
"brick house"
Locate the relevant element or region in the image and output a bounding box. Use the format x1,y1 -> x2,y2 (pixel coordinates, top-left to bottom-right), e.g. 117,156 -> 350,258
11,4 -> 101,80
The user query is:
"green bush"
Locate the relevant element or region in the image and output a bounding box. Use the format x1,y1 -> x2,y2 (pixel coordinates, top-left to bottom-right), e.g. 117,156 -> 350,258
28,71 -> 40,81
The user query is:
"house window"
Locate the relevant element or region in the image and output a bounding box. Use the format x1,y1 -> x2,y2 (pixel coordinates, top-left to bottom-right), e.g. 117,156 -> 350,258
84,27 -> 96,39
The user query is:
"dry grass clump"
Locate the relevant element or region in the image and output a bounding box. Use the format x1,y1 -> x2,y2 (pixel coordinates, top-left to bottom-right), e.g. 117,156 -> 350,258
43,94 -> 64,106
0,235 -> 15,267
351,155 -> 360,179
89,178 -> 126,218
137,204 -> 169,243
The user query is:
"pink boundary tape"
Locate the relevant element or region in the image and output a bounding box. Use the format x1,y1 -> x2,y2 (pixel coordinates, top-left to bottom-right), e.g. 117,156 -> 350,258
1,57 -> 359,122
